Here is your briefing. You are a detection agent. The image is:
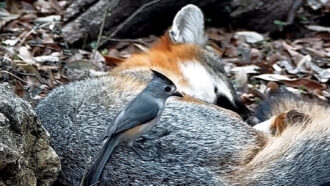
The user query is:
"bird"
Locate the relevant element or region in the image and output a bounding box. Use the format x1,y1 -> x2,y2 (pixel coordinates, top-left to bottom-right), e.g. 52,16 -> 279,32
81,70 -> 183,186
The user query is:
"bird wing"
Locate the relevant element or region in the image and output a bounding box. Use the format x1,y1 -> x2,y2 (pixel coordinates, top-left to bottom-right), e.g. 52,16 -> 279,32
115,94 -> 160,133
100,94 -> 160,142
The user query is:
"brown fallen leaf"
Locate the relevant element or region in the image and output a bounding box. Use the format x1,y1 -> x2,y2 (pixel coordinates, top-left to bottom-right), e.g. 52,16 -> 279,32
18,64 -> 42,82
13,80 -> 25,98
282,78 -> 326,91
208,33 -> 223,41
282,41 -> 304,65
305,47 -> 326,57
6,0 -> 21,14
266,81 -> 280,94
49,0 -> 63,15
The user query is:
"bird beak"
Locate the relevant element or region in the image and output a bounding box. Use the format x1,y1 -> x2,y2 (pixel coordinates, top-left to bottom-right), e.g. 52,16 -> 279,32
172,91 -> 183,97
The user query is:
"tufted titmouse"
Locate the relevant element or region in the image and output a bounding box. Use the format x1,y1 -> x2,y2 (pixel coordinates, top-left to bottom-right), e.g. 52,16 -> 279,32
81,70 -> 182,186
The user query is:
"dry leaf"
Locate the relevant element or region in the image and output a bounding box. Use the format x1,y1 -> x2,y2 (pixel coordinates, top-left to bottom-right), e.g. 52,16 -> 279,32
0,8 -> 21,29
90,51 -> 106,71
34,55 -> 60,63
49,0 -> 63,15
254,74 -> 293,81
283,78 -> 326,91
231,65 -> 260,74
282,41 -> 304,65
278,60 -> 299,74
18,46 -> 37,64
34,0 -> 55,13
235,31 -> 264,43
134,43 -> 148,52
35,15 -> 61,23
64,60 -> 93,71
306,25 -> 330,33
306,61 -> 330,83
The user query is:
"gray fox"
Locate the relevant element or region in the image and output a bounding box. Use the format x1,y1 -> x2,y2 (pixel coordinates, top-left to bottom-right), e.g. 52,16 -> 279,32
36,4 -> 330,185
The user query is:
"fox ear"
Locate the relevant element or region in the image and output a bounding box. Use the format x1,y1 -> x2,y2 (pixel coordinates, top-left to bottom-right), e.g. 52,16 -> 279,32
169,4 -> 206,45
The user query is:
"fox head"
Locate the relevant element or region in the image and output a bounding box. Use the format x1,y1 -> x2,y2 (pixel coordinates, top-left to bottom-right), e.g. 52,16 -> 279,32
116,4 -> 253,123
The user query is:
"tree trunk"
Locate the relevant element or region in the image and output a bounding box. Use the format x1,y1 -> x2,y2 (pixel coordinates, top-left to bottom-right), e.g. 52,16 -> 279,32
61,0 -> 302,44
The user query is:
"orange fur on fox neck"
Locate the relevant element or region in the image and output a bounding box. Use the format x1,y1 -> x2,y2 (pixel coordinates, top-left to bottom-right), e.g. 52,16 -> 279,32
115,33 -> 203,87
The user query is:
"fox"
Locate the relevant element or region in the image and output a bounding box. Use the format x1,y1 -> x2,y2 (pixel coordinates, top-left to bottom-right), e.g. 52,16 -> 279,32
35,4 -> 330,186
109,5 -> 253,123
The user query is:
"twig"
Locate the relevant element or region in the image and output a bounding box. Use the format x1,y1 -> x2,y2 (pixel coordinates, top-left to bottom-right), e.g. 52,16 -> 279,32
108,0 -> 162,38
89,0 -> 111,69
98,0 -> 161,48
78,1 -> 114,181
106,38 -> 148,43
0,70 -> 33,85
16,27 -> 36,49
12,70 -> 38,77
286,0 -> 303,25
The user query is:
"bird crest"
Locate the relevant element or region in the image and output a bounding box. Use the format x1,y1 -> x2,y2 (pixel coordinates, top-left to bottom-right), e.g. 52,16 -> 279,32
151,69 -> 175,86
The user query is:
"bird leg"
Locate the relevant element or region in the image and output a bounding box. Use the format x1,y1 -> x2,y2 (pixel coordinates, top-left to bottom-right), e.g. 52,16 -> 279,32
136,129 -> 171,143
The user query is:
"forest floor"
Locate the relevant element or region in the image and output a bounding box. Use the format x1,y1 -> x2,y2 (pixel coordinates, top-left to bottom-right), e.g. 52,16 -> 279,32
0,1 -> 329,108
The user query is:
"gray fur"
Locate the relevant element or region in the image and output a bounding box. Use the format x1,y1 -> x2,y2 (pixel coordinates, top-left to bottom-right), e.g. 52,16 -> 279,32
35,4 -> 330,185
36,76 -> 258,185
36,76 -> 330,185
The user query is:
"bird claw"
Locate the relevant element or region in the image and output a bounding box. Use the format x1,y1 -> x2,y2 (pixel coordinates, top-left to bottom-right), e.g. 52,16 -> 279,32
136,136 -> 153,143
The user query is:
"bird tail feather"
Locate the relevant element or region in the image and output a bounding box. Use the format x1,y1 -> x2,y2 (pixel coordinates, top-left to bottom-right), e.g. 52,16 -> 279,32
80,134 -> 121,186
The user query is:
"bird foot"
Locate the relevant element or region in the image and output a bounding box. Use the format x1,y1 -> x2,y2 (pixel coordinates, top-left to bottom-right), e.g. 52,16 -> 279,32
137,130 -> 171,143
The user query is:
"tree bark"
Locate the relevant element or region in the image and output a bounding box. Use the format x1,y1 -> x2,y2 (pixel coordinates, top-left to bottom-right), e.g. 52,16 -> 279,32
61,0 -> 300,44
0,83 -> 61,186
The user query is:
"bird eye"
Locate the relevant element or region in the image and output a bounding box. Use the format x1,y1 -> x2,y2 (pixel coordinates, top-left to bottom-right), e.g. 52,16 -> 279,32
164,86 -> 171,92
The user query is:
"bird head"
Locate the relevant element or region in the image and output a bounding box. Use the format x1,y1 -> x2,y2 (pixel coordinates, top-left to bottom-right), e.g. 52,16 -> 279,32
146,70 -> 183,98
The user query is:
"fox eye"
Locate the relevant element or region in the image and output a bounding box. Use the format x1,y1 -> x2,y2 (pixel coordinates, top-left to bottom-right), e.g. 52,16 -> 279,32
214,87 -> 218,94
164,86 -> 171,92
